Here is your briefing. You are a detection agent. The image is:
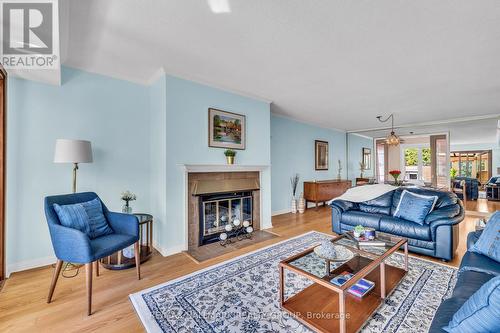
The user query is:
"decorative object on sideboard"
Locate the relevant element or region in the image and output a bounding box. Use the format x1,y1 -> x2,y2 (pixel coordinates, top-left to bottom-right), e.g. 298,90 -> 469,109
219,218 -> 253,246
121,190 -> 136,214
298,192 -> 305,213
290,173 -> 299,213
224,149 -> 236,165
337,159 -> 342,180
53,139 -> 93,193
376,114 -> 404,146
208,108 -> 246,149
362,147 -> 372,170
389,170 -> 402,185
359,161 -> 366,178
315,140 -> 329,170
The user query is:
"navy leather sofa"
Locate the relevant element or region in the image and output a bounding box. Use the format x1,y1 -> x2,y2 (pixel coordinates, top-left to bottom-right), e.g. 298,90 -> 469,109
330,187 -> 464,261
453,176 -> 479,200
429,230 -> 500,332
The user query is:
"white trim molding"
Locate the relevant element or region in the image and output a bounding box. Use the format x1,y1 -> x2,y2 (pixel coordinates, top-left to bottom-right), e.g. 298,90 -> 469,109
6,255 -> 56,278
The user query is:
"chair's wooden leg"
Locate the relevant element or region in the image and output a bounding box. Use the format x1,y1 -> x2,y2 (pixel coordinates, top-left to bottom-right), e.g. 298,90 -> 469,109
85,263 -> 93,316
94,261 -> 99,277
134,241 -> 141,280
47,260 -> 63,303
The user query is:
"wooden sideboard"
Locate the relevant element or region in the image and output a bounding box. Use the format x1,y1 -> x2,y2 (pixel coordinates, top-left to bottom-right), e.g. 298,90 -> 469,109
303,180 -> 351,209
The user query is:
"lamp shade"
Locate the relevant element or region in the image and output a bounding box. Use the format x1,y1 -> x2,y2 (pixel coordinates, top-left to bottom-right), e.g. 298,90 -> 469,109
54,139 -> 93,163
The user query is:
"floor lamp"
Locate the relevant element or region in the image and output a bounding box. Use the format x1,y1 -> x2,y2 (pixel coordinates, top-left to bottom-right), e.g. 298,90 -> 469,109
54,139 -> 93,193
53,139 -> 93,277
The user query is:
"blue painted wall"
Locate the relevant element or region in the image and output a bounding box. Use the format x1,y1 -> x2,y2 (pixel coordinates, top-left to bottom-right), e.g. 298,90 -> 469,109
149,75 -> 167,251
6,67 -> 152,273
157,75 -> 272,254
271,115 -> 347,214
347,133 -> 374,184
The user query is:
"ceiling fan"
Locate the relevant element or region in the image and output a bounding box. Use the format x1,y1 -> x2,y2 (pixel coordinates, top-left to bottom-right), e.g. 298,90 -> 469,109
376,114 -> 405,146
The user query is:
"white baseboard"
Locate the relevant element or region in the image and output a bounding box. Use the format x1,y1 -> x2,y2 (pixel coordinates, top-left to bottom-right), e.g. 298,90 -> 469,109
272,202 -> 329,216
153,242 -> 186,257
272,208 -> 290,216
6,255 -> 56,278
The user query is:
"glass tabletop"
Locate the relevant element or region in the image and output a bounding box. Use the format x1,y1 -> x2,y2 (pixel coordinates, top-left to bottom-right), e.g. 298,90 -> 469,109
287,232 -> 406,281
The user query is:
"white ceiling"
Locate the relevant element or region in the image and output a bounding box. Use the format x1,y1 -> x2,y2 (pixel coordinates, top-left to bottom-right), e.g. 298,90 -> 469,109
23,1 -> 500,130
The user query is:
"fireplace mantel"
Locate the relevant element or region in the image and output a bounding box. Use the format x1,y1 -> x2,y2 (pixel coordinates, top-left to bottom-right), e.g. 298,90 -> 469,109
180,164 -> 270,173
180,163 -> 271,254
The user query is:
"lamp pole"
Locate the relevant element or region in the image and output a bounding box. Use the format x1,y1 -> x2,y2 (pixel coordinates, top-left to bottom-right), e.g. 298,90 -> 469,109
72,163 -> 79,193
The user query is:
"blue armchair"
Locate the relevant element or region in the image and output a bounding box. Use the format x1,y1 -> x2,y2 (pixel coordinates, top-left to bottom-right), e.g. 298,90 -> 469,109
44,192 -> 140,315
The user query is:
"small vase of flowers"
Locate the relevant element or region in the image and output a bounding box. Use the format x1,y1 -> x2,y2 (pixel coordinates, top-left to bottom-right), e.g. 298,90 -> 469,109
389,170 -> 402,185
121,190 -> 136,214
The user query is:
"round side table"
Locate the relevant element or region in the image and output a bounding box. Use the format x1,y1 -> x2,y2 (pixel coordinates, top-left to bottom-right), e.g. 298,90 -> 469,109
100,213 -> 153,270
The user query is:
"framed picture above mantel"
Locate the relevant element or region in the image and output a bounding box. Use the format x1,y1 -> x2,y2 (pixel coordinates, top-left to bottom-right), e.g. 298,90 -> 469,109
208,108 -> 246,150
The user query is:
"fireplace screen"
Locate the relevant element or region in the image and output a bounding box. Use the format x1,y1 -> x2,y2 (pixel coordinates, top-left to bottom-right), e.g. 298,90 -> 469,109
199,191 -> 253,245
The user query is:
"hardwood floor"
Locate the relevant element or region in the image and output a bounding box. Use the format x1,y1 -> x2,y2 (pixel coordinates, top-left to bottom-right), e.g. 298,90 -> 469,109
0,201 -> 493,332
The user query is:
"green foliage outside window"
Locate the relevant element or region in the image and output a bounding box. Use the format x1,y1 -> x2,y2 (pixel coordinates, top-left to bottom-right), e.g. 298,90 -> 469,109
404,148 -> 431,166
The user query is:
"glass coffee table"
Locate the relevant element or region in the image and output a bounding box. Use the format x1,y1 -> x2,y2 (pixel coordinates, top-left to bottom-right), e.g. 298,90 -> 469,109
279,232 -> 408,333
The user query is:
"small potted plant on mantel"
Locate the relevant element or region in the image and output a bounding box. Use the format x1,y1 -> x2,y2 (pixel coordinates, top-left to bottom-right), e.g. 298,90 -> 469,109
224,149 -> 236,165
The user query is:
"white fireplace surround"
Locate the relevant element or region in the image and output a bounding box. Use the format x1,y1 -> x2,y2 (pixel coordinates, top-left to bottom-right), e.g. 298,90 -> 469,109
180,164 -> 272,251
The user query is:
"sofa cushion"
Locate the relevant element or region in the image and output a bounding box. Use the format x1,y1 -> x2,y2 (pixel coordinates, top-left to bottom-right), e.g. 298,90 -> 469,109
460,251 -> 500,276
380,216 -> 432,241
359,204 -> 391,215
394,190 -> 438,225
429,298 -> 469,333
391,187 -> 458,215
470,211 -> 500,263
341,211 -> 383,229
452,270 -> 496,299
430,268 -> 495,333
362,190 -> 394,207
443,275 -> 500,333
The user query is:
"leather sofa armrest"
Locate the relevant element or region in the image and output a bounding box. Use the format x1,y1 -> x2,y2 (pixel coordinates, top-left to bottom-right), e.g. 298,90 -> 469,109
429,204 -> 465,240
425,204 -> 461,224
466,230 -> 483,250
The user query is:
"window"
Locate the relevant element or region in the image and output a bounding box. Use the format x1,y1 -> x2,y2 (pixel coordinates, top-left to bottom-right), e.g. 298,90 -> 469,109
401,145 -> 431,183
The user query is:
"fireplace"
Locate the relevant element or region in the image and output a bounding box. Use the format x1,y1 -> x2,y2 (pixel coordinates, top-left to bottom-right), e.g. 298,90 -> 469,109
187,171 -> 261,250
198,191 -> 253,246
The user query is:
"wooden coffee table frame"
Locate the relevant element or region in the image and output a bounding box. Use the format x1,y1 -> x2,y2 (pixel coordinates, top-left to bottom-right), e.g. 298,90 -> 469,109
279,234 -> 408,333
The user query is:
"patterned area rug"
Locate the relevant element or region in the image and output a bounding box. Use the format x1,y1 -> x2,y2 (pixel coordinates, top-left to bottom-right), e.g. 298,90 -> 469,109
130,231 -> 457,333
